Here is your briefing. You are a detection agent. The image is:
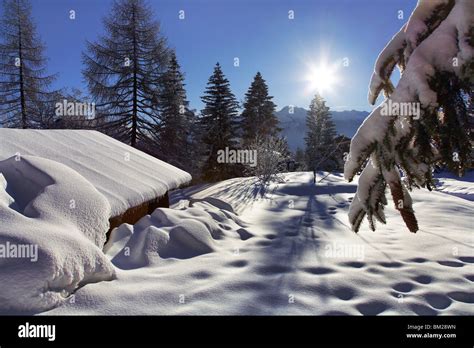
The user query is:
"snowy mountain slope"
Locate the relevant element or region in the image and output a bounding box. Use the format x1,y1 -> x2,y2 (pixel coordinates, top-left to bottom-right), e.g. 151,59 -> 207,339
0,156 -> 115,314
0,129 -> 192,217
275,107 -> 369,151
45,172 -> 473,315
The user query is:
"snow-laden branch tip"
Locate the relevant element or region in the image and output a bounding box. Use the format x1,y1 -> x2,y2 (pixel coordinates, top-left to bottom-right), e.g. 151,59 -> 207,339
346,0 -> 474,232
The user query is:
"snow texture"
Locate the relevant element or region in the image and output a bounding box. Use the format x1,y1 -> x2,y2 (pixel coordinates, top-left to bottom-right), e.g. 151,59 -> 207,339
0,129 -> 192,217
434,170 -> 474,201
45,172 -> 473,315
0,155 -> 115,314
105,200 -> 246,269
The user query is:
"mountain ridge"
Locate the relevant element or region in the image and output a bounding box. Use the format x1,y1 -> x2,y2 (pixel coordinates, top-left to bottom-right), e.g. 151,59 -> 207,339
276,106 -> 369,151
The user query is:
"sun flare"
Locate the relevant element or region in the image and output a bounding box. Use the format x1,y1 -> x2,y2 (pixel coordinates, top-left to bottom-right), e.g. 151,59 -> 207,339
304,60 -> 340,95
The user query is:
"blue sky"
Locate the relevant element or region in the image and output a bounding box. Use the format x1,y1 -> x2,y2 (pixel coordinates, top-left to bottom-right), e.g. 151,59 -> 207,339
27,0 -> 416,112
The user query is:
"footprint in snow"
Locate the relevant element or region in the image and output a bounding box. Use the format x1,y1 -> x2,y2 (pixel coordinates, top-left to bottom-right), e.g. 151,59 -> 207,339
333,286 -> 356,301
464,274 -> 474,282
437,260 -> 464,268
302,266 -> 335,275
339,261 -> 366,268
191,271 -> 213,280
377,261 -> 404,268
407,257 -> 428,264
409,303 -> 438,316
392,282 -> 414,293
448,291 -> 474,304
458,256 -> 474,264
412,274 -> 432,284
424,293 -> 452,310
226,260 -> 248,268
356,301 -> 388,315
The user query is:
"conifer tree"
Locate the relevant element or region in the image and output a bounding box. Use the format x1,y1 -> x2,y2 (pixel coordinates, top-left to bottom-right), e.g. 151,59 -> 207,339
305,93 -> 337,180
241,72 -> 280,145
0,0 -> 56,128
157,52 -> 194,170
200,63 -> 240,181
82,0 -> 169,149
468,90 -> 474,168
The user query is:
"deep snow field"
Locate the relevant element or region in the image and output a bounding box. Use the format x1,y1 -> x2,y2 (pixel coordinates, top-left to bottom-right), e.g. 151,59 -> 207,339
36,170 -> 473,316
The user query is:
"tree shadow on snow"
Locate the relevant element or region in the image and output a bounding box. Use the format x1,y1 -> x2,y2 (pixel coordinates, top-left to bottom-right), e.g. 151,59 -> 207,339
203,177 -> 271,214
248,179 -> 353,313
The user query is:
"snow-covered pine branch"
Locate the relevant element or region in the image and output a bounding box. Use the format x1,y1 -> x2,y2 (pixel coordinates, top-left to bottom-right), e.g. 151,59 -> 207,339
345,0 -> 474,233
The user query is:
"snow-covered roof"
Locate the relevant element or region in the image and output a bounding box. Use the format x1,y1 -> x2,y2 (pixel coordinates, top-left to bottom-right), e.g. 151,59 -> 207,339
0,129 -> 192,217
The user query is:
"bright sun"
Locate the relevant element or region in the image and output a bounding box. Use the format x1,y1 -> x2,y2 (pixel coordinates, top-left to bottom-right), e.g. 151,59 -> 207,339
304,61 -> 340,95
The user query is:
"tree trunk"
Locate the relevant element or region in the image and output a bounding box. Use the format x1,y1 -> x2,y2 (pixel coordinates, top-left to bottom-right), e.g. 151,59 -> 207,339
18,17 -> 26,129
131,9 -> 138,147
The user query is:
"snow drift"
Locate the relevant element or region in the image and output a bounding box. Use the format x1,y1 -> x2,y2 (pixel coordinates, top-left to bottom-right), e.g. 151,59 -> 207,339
0,156 -> 115,314
106,199 -> 250,269
0,129 -> 192,217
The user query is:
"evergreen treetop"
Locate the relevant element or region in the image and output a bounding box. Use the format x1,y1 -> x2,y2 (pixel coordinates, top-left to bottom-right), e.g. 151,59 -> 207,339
241,72 -> 280,145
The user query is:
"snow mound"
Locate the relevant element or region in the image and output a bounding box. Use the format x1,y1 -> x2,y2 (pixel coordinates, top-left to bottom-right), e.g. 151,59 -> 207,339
107,200 -> 248,269
0,173 -> 16,208
0,156 -> 115,314
0,129 -> 192,217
